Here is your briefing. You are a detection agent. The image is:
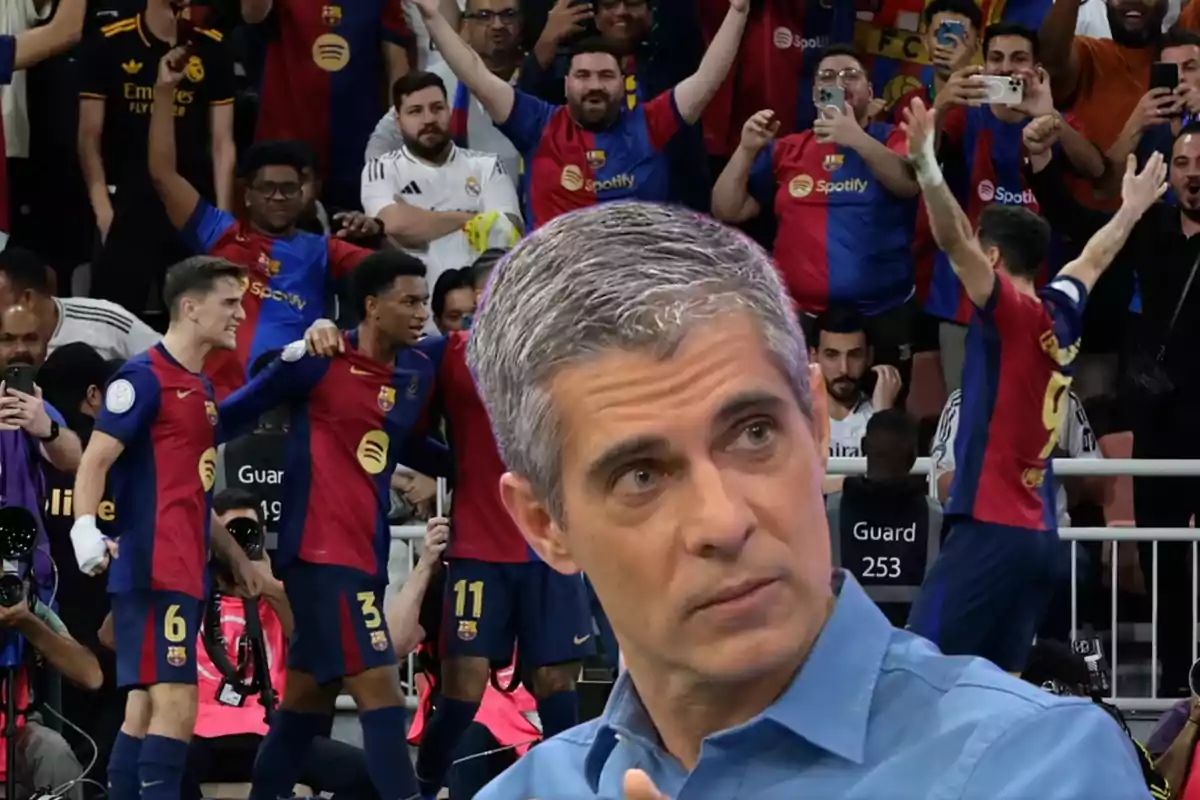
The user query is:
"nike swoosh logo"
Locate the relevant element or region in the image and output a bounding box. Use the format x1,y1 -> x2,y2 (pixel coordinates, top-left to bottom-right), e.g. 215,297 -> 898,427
141,781 -> 163,788
176,389 -> 194,399
349,366 -> 373,375
573,635 -> 591,645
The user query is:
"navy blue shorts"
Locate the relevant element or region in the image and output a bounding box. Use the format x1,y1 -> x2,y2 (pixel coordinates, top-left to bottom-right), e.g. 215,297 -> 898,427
283,561 -> 396,684
112,589 -> 203,688
907,518 -> 1060,672
441,559 -> 595,668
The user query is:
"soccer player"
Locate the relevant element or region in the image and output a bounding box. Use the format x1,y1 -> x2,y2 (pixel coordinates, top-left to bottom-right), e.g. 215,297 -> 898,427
78,0 -> 236,317
408,0 -> 749,228
240,0 -> 413,211
361,70 -> 522,297
147,50 -> 383,399
0,0 -> 85,244
902,96 -> 1166,673
69,255 -> 262,800
216,251 -> 449,800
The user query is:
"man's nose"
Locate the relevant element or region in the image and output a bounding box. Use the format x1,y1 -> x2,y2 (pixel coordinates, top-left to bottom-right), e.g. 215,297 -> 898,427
681,459 -> 755,558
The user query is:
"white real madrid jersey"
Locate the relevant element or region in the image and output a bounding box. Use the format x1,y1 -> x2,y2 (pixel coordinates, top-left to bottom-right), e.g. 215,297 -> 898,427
49,297 -> 162,361
360,144 -> 520,296
829,396 -> 874,458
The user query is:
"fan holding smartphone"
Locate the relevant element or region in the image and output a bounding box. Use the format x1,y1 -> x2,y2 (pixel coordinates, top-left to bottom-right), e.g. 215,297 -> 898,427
0,306 -> 79,473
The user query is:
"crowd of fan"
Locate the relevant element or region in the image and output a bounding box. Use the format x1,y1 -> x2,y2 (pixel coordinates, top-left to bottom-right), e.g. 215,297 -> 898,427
3,0 -> 1200,797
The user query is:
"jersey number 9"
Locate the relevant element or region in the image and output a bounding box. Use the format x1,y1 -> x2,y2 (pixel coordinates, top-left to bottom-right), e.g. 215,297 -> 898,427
1039,372 -> 1072,459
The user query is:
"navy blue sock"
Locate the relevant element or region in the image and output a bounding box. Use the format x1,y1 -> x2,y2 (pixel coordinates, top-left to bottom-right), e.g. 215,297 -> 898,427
360,705 -> 420,799
137,734 -> 189,800
249,709 -> 327,800
107,730 -> 143,800
414,697 -> 479,797
537,690 -> 579,737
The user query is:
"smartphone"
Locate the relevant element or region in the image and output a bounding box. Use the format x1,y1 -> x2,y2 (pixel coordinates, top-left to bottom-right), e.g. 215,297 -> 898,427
978,74 -> 1024,105
1151,61 -> 1180,93
817,86 -> 845,115
3,364 -> 35,396
936,19 -> 965,48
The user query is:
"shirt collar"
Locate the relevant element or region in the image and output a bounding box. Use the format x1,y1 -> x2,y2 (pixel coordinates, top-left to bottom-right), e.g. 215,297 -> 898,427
584,571 -> 894,789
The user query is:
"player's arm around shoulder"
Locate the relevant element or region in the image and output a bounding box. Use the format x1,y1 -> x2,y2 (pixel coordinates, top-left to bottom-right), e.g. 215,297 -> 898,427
960,699 -> 1154,798
217,340 -> 324,442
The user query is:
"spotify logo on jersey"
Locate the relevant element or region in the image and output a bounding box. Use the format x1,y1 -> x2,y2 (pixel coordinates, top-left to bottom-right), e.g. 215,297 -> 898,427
356,430 -> 391,475
977,180 -> 1035,207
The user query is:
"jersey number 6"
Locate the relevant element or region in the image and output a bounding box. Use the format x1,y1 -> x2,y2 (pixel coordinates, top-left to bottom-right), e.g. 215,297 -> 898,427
164,604 -> 188,643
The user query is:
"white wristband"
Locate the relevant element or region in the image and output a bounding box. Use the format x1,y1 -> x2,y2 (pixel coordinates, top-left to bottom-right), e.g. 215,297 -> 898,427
70,515 -> 107,574
913,133 -> 944,188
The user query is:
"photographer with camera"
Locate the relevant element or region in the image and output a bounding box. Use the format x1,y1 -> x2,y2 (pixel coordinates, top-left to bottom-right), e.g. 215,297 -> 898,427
0,505 -> 101,800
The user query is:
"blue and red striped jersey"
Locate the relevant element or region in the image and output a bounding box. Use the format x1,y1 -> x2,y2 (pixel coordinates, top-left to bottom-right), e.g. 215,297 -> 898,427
423,332 -> 531,564
254,0 -> 412,191
218,333 -> 445,581
0,35 -> 13,234
947,272 -> 1086,531
748,125 -> 916,314
95,345 -> 220,599
183,200 -> 368,399
498,89 -> 685,229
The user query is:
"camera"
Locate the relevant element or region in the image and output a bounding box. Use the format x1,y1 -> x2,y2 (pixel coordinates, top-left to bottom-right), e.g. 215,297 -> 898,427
225,516 -> 265,561
1071,636 -> 1112,698
0,506 -> 37,608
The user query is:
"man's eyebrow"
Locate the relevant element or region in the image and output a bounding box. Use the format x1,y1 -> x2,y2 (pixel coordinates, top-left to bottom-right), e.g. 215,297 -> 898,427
586,435 -> 670,487
712,391 -> 788,429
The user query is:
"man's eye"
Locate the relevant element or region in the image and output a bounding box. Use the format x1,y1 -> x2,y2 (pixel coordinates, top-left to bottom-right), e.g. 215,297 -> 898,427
612,464 -> 662,497
730,419 -> 778,452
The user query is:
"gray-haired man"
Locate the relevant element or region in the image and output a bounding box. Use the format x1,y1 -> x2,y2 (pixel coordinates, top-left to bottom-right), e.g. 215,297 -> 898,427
465,201 -> 1152,799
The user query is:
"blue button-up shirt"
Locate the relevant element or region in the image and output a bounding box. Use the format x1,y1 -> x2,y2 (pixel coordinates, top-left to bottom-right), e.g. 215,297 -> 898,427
478,572 -> 1151,799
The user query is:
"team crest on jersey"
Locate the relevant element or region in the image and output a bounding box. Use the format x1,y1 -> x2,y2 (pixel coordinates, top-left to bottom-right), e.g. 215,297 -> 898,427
167,646 -> 187,667
378,385 -> 396,412
370,630 -> 389,651
457,621 -> 478,641
205,400 -> 218,426
586,149 -> 606,170
321,4 -> 342,25
185,55 -> 205,83
823,154 -> 844,172
406,374 -> 419,400
464,176 -> 481,197
257,252 -> 281,276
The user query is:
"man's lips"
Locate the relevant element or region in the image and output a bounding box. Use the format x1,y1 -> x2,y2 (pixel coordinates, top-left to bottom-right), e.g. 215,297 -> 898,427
690,577 -> 778,613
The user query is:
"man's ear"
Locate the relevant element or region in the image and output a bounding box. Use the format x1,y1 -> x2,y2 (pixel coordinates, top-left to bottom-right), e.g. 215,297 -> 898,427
809,363 -> 829,473
499,472 -> 579,574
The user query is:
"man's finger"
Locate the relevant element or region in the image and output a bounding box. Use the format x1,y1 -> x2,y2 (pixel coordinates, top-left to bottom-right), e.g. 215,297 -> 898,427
624,769 -> 667,800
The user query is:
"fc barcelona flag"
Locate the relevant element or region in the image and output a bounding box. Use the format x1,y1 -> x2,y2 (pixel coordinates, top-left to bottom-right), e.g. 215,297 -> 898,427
853,0 -> 1053,116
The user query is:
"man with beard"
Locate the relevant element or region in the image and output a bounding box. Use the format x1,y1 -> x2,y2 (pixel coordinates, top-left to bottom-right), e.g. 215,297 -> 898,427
1040,0 -> 1167,203
1026,120 -> 1200,696
148,50 -> 386,399
407,0 -> 749,229
361,70 -> 523,311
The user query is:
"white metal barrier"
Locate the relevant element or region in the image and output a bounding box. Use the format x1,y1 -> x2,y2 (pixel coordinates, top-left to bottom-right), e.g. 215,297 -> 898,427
831,456 -> 1200,713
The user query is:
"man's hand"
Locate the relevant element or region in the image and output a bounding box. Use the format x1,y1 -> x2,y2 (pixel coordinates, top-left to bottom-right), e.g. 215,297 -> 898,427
1125,88 -> 1177,135
901,96 -> 936,163
871,365 -> 902,411
540,0 -> 593,45
624,769 -> 669,800
933,65 -> 989,111
1013,66 -> 1055,118
1023,113 -> 1063,156
406,0 -> 439,20
1120,151 -> 1169,216
0,597 -> 33,629
1176,82 -> 1200,116
71,515 -> 117,576
304,319 -> 343,357
738,109 -> 780,155
0,382 -> 55,438
251,553 -> 284,595
929,29 -> 972,73
422,516 -> 449,561
225,548 -> 264,599
333,211 -> 383,240
812,103 -> 865,147
729,0 -> 748,11
157,47 -> 187,89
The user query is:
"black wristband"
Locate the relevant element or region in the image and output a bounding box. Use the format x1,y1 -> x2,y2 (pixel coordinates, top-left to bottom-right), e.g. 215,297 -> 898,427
39,420 -> 59,443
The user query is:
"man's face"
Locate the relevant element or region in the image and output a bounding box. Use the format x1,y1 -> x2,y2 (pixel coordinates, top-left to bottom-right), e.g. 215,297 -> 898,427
1172,133 -> 1200,218
595,0 -> 651,50
1161,43 -> 1200,92
984,34 -> 1036,76
436,287 -> 476,334
366,276 -> 430,346
924,11 -> 977,77
185,275 -> 245,350
813,330 -> 869,406
504,314 -> 830,684
813,54 -> 872,119
0,306 -> 45,370
565,52 -> 624,130
1107,0 -> 1167,46
463,0 -> 522,60
246,165 -> 305,235
397,86 -> 452,161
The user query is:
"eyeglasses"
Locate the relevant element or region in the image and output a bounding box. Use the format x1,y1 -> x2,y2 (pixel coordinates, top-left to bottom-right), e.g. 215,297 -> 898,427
251,181 -> 302,199
815,67 -> 866,86
463,8 -> 520,23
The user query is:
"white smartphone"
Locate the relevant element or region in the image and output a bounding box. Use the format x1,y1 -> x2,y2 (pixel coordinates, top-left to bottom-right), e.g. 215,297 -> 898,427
978,75 -> 1024,105
817,85 -> 845,116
